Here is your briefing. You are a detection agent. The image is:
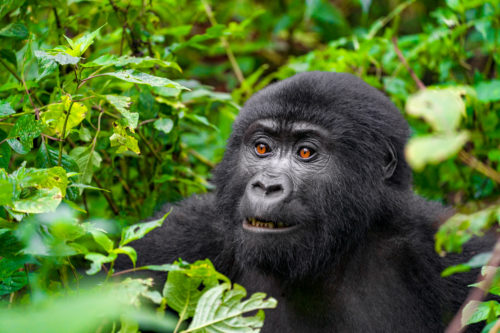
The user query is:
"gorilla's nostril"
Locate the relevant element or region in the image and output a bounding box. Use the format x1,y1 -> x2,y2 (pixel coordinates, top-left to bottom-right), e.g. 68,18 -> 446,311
252,181 -> 266,191
266,184 -> 283,195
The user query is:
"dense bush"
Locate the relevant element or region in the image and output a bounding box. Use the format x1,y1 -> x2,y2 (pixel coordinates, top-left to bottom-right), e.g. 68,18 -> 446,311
0,0 -> 499,331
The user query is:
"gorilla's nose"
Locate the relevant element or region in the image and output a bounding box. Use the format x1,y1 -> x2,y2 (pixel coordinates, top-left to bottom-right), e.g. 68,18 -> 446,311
247,173 -> 292,203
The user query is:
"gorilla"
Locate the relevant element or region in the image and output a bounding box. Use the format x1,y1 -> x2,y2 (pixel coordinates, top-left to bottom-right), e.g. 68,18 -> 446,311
120,72 -> 487,332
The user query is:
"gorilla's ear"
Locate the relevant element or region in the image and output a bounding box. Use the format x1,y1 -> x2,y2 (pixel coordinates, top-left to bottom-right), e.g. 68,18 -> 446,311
383,141 -> 398,180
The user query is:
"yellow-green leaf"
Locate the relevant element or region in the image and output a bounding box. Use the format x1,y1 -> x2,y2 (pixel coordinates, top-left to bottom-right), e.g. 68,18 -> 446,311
406,88 -> 466,132
41,96 -> 87,138
405,132 -> 469,171
110,122 -> 140,154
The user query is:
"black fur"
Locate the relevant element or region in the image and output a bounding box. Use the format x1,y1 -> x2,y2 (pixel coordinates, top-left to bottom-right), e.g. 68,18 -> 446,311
118,72 -> 490,332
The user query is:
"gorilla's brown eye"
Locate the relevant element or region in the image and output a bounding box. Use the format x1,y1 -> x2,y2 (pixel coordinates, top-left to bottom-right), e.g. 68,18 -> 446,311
298,147 -> 313,159
255,143 -> 270,155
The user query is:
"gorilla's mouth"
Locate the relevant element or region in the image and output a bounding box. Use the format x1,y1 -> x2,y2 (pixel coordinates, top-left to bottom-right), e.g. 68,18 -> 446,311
242,217 -> 299,233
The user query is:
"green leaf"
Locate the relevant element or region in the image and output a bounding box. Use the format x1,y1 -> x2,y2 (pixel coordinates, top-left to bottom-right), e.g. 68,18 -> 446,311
84,252 -> 117,275
69,146 -> 102,185
88,229 -> 114,253
0,257 -> 28,296
13,188 -> 62,214
120,213 -> 169,247
463,300 -> 500,326
99,70 -> 187,89
0,178 -> 13,206
441,252 -> 492,277
154,118 -> 174,134
405,132 -> 469,171
475,80 -> 500,103
7,114 -> 44,154
41,96 -> 88,138
0,23 -> 28,39
105,95 -> 138,129
84,55 -> 181,72
110,122 -> 140,154
406,88 -> 466,132
34,50 -> 80,66
36,141 -> 79,173
0,100 -> 15,116
184,283 -> 277,333
163,260 -> 230,320
65,25 -> 104,57
113,246 -> 137,267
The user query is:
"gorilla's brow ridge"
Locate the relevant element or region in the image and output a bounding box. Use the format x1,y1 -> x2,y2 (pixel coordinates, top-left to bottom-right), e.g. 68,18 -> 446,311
245,119 -> 330,141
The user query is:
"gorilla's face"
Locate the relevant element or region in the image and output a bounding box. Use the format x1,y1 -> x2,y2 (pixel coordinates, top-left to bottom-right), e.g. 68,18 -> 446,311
238,119 -> 332,235
227,117 -> 384,279
214,72 -> 411,279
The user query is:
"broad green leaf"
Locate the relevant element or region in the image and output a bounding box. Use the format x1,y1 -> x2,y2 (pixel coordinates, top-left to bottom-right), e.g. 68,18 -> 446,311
64,25 -> 104,57
184,283 -> 277,333
116,278 -> 162,306
0,0 -> 26,21
88,229 -> 114,253
99,70 -> 187,89
0,131 -> 10,169
84,55 -> 181,72
0,100 -> 15,116
163,260 -> 230,319
0,178 -> 13,206
84,252 -> 117,275
441,252 -> 492,277
34,50 -> 80,66
42,96 -> 87,138
119,213 -> 168,247
36,141 -> 79,173
0,257 -> 28,296
475,80 -> 500,103
105,95 -> 138,129
113,246 -> 137,267
170,24 -> 226,51
17,166 -> 68,197
405,132 -> 469,171
0,23 -> 28,39
154,118 -> 174,134
406,88 -> 466,132
463,300 -> 500,326
69,146 -> 102,185
13,188 -> 62,214
0,288 -> 175,333
110,122 -> 140,154
7,114 -> 44,154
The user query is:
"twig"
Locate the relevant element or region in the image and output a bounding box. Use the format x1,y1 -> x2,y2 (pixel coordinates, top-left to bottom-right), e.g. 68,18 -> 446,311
0,58 -> 22,83
445,238 -> 500,333
21,78 -> 40,120
458,151 -> 500,185
201,0 -> 245,85
138,130 -> 162,163
392,36 -> 426,90
189,148 -> 215,168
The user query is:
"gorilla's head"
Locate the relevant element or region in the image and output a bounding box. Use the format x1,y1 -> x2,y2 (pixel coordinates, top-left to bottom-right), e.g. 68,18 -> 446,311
214,72 -> 411,280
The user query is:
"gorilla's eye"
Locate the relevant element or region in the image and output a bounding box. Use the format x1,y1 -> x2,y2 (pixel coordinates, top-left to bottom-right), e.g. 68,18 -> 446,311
255,143 -> 271,156
298,147 -> 314,159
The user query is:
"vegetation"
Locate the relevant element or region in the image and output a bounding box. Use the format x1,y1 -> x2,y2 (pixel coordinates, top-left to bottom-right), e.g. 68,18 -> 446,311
0,0 -> 499,331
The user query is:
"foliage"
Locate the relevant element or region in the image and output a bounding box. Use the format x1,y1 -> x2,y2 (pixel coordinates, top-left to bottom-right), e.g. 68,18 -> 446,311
0,0 -> 499,331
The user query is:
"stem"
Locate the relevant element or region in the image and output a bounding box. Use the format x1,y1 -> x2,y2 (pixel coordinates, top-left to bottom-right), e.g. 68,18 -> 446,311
458,151 -> 500,184
58,99 -> 76,166
138,130 -> 163,163
21,78 -> 40,120
0,58 -> 22,83
392,36 -> 426,90
445,238 -> 500,333
201,0 -> 245,85
174,300 -> 190,333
